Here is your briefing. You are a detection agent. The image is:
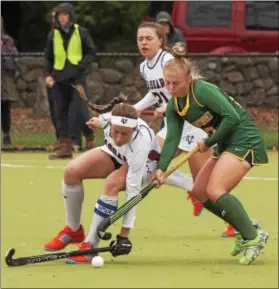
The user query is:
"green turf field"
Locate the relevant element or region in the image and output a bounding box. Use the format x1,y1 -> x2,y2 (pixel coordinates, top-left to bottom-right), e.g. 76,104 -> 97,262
1,152 -> 278,288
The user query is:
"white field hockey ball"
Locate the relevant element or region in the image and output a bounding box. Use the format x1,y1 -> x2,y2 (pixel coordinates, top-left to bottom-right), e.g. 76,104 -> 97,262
91,256 -> 104,268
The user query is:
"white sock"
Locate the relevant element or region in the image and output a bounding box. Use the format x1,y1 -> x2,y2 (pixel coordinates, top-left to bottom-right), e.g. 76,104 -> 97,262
166,170 -> 193,191
62,181 -> 84,231
84,195 -> 118,247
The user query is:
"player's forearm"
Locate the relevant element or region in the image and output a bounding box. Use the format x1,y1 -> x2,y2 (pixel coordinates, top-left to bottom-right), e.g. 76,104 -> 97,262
204,116 -> 240,147
158,105 -> 184,171
133,91 -> 157,110
158,134 -> 181,171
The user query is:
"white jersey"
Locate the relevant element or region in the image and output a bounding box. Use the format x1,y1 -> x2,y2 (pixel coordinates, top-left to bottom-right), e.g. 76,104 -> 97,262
98,113 -> 157,199
134,49 -> 174,110
134,49 -> 208,152
98,113 -> 194,228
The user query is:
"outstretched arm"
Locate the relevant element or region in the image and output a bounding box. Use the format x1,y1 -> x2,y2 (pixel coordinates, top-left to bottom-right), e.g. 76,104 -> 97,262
133,91 -> 158,110
157,99 -> 184,172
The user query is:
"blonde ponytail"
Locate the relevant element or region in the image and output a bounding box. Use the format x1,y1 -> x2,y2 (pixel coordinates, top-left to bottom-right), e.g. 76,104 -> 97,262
164,42 -> 203,80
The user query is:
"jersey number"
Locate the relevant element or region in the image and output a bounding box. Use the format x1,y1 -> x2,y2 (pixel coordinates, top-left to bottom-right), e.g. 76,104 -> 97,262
152,92 -> 168,104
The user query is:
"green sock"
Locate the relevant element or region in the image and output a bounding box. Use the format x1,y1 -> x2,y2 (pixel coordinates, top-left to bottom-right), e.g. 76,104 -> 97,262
215,193 -> 257,240
203,199 -> 225,220
204,199 -> 239,228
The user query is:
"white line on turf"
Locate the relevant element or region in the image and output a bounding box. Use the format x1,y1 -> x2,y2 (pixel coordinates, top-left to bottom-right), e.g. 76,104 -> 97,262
1,163 -> 64,169
1,163 -> 278,181
243,176 -> 278,181
1,164 -> 36,168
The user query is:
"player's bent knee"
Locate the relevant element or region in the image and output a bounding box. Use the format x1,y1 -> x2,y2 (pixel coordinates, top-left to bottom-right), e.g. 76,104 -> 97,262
64,164 -> 82,184
206,185 -> 226,202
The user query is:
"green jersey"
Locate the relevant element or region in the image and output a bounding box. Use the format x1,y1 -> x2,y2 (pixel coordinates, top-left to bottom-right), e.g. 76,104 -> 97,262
158,79 -> 268,171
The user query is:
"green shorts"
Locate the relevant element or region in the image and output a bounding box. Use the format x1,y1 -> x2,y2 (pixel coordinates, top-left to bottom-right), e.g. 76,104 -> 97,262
212,122 -> 269,166
213,144 -> 268,166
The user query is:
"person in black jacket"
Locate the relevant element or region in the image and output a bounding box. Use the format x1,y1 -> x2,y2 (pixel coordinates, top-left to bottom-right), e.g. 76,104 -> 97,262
44,3 -> 96,159
156,11 -> 186,50
46,8 -> 59,144
1,16 -> 18,146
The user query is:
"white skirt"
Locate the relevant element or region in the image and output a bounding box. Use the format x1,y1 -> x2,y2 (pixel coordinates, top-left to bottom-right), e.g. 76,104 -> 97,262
157,121 -> 207,151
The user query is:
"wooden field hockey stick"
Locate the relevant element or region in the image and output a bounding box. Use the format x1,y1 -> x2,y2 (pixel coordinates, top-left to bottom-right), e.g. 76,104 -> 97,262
71,84 -> 93,108
72,84 -> 128,114
5,246 -> 113,267
97,146 -> 200,240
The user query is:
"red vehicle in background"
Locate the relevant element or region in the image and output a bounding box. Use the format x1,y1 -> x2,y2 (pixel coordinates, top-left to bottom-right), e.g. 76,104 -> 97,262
146,1 -> 279,53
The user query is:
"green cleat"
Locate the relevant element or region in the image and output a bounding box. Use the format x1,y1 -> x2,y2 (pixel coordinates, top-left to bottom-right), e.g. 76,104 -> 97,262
231,221 -> 264,257
251,219 -> 261,230
231,233 -> 245,256
239,230 -> 269,265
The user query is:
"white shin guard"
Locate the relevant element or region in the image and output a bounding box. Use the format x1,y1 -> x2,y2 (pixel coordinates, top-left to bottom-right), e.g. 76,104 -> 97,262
165,170 -> 193,191
85,195 -> 118,247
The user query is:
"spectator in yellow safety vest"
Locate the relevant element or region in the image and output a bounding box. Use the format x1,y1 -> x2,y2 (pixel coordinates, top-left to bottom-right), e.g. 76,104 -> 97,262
44,2 -> 97,159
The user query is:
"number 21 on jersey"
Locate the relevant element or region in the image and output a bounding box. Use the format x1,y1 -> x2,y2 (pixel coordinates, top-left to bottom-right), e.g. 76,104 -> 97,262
152,92 -> 168,105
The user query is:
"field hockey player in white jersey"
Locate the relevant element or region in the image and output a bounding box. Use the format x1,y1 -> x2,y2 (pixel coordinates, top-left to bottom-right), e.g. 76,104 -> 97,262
134,22 -> 213,217
43,103 -> 194,264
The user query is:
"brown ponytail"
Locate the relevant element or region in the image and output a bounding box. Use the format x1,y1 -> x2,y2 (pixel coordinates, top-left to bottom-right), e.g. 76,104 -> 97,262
111,103 -> 138,120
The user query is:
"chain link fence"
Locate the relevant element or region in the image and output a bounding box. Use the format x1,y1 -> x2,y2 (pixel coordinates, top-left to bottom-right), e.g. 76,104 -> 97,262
1,52 -> 278,151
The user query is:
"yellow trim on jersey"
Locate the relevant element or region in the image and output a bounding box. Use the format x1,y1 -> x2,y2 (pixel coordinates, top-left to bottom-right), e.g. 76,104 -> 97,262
174,93 -> 190,117
191,82 -> 204,107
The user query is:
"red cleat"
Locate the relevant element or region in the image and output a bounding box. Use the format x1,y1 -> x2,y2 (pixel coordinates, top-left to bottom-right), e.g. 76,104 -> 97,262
187,191 -> 203,216
222,223 -> 236,237
66,242 -> 97,264
44,225 -> 85,251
